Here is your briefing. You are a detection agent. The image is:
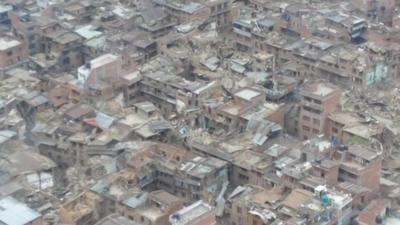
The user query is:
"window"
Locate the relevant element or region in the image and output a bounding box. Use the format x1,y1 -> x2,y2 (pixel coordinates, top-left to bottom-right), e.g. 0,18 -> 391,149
304,97 -> 312,102
303,106 -> 321,114
302,116 -> 310,121
332,127 -> 338,133
63,57 -> 70,65
313,129 -> 319,134
28,35 -> 35,41
239,174 -> 249,181
6,51 -> 12,56
302,126 -> 310,132
313,119 -> 320,125
237,206 -> 242,214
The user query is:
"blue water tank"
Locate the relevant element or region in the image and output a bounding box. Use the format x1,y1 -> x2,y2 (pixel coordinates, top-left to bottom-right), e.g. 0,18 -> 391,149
321,194 -> 331,207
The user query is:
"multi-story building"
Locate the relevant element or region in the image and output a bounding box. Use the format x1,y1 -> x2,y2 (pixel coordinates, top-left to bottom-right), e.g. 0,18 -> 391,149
335,145 -> 382,192
300,186 -> 353,225
137,7 -> 177,39
326,112 -> 362,142
119,190 -> 184,225
59,192 -> 101,225
78,54 -> 123,99
155,0 -> 233,30
10,13 -> 59,54
225,185 -> 281,225
0,36 -> 28,72
155,155 -> 228,203
124,142 -> 228,203
0,4 -> 12,26
278,3 -> 315,38
123,57 -> 219,117
351,0 -> 396,26
94,214 -> 144,225
298,82 -> 341,140
205,0 -> 232,29
278,186 -> 353,225
169,201 -> 216,225
39,31 -> 83,72
325,14 -> 367,42
356,199 -> 400,225
63,1 -> 95,24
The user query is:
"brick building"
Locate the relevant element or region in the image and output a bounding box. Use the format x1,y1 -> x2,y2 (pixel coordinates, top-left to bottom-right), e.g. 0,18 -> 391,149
335,145 -> 382,192
169,201 -> 216,225
119,190 -> 184,225
298,82 -> 341,140
0,36 -> 28,72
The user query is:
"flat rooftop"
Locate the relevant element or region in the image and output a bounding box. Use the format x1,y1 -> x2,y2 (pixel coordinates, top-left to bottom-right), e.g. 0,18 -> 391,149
220,101 -> 247,116
170,200 -> 213,224
91,54 -> 119,69
95,214 -> 142,225
0,196 -> 41,225
235,89 -> 262,101
348,145 -> 379,161
0,38 -> 21,51
302,82 -> 338,98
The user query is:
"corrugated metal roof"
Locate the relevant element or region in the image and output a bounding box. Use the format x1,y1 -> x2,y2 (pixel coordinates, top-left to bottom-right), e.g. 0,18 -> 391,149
0,196 -> 41,225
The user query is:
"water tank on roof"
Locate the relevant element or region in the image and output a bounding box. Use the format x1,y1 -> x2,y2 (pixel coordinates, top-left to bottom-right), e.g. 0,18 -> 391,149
321,193 -> 331,207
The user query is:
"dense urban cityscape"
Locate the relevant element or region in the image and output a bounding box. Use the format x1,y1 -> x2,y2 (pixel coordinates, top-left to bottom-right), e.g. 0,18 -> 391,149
1,0 -> 400,224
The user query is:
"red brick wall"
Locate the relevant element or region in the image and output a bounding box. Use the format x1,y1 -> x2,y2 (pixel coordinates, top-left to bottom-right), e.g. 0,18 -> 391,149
0,40 -> 28,68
